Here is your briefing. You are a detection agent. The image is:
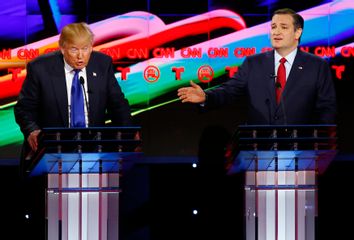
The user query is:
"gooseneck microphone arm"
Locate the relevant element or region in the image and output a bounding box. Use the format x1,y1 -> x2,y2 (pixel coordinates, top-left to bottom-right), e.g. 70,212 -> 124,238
275,81 -> 282,89
274,77 -> 288,125
268,73 -> 288,125
79,76 -> 90,127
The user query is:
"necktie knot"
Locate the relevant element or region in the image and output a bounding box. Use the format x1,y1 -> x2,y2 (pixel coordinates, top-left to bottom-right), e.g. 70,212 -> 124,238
73,69 -> 80,77
280,57 -> 286,64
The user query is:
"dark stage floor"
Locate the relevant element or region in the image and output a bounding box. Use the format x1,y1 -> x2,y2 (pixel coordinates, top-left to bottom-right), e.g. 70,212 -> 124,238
0,159 -> 353,239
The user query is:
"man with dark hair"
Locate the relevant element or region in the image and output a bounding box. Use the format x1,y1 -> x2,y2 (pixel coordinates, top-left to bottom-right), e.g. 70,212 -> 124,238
178,8 -> 336,125
178,9 -> 337,238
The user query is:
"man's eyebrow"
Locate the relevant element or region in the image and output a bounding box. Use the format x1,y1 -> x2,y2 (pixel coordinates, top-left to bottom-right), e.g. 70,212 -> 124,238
271,23 -> 290,27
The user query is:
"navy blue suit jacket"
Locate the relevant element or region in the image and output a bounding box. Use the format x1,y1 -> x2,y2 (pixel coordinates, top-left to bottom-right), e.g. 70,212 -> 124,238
15,51 -> 132,138
205,50 -> 337,124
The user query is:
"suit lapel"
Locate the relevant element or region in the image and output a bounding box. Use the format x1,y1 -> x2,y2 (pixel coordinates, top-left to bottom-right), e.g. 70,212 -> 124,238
264,51 -> 277,109
86,56 -> 99,126
50,53 -> 69,126
282,50 -> 307,99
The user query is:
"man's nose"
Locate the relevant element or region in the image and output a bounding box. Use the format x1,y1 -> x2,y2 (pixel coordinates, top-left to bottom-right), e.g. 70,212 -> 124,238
77,50 -> 84,58
273,29 -> 280,35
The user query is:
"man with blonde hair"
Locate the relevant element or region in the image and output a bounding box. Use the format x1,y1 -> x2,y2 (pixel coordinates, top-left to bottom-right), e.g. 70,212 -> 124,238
14,22 -> 132,239
15,22 -> 132,153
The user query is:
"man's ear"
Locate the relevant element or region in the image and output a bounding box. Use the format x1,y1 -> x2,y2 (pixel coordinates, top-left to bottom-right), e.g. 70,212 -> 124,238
59,46 -> 65,55
295,28 -> 303,41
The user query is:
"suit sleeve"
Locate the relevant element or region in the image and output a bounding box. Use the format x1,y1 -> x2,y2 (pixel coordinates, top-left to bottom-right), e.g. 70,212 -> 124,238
105,58 -> 133,126
204,57 -> 249,109
315,60 -> 337,124
14,62 -> 41,138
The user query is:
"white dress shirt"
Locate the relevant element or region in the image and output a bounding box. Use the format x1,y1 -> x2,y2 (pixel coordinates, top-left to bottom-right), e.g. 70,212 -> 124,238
274,48 -> 297,81
64,60 -> 89,127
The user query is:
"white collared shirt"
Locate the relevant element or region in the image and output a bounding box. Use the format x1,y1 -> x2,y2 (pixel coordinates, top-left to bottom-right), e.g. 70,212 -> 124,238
274,48 -> 297,81
64,60 -> 89,127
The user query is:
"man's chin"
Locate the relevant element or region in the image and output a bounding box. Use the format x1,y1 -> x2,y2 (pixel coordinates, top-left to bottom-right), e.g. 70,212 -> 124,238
272,44 -> 281,50
74,64 -> 86,69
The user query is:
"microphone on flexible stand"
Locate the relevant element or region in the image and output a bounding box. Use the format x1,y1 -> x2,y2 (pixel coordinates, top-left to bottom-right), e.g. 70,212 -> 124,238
275,81 -> 282,89
79,76 -> 90,126
274,80 -> 288,126
270,74 -> 277,80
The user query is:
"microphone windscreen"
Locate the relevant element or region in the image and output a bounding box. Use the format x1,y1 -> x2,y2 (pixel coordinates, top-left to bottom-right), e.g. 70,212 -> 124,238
79,76 -> 85,85
275,82 -> 282,89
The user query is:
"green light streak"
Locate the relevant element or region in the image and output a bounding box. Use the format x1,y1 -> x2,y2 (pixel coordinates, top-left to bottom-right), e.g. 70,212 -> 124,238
0,108 -> 23,147
0,101 -> 16,110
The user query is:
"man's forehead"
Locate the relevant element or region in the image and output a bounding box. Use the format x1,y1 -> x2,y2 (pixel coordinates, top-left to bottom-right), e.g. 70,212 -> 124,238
271,15 -> 293,25
271,22 -> 291,26
272,14 -> 292,21
65,40 -> 92,48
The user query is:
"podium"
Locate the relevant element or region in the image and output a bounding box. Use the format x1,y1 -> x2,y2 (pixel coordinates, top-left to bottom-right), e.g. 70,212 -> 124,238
26,127 -> 142,240
227,125 -> 337,240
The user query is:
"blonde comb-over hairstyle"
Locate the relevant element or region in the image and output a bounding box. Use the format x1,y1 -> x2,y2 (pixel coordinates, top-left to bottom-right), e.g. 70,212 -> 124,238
59,22 -> 94,47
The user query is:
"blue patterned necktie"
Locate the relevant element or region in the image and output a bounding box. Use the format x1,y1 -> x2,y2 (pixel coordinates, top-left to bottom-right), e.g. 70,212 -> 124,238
70,69 -> 85,127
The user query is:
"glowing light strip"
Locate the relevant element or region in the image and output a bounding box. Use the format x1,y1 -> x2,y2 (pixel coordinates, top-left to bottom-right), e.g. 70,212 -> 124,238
0,101 -> 16,109
49,0 -> 61,30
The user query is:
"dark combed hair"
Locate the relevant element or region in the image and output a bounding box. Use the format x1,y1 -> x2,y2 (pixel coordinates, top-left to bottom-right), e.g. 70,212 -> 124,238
273,8 -> 304,30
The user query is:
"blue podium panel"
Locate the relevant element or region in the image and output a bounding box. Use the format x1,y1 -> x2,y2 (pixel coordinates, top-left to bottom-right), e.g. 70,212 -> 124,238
229,149 -> 337,174
30,152 -> 142,176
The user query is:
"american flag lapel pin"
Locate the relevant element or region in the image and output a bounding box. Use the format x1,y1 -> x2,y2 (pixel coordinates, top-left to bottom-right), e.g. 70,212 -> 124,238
93,72 -> 97,76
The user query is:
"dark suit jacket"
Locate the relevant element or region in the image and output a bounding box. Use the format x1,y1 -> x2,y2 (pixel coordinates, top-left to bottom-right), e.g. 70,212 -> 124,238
14,51 -> 132,173
15,50 -> 132,139
205,49 -> 337,124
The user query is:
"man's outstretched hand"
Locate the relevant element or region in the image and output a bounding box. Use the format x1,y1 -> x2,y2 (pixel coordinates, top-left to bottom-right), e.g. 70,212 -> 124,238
177,81 -> 206,103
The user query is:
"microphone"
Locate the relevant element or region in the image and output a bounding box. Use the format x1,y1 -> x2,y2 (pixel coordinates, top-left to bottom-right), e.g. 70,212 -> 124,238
275,79 -> 288,126
79,76 -> 90,126
270,74 -> 287,125
270,74 -> 277,79
271,73 -> 282,89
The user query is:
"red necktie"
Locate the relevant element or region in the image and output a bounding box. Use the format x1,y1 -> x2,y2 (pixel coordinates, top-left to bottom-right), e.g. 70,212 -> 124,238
276,57 -> 286,104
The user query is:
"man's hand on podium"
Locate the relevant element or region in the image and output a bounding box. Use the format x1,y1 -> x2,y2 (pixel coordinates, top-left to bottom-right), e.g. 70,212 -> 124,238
27,129 -> 41,152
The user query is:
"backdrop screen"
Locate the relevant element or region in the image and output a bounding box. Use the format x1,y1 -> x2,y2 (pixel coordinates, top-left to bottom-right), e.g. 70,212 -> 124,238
1,0 -> 354,159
